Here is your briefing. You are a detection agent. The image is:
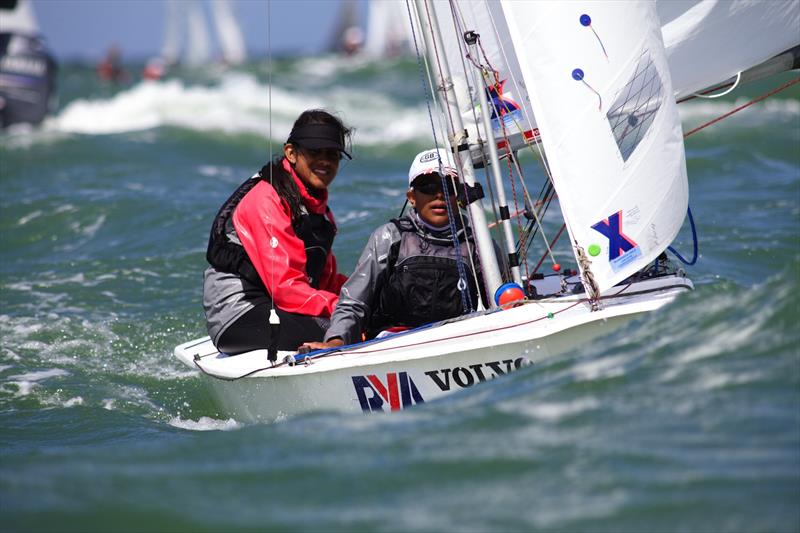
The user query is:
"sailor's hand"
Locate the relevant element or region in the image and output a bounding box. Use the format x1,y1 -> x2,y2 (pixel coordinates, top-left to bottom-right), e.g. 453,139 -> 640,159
298,338 -> 345,353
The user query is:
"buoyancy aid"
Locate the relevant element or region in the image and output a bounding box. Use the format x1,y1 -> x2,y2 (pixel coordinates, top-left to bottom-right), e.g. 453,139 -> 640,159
367,216 -> 481,337
206,165 -> 337,290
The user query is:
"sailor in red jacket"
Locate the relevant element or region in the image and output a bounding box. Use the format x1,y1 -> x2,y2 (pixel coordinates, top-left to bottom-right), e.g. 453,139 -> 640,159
203,109 -> 351,356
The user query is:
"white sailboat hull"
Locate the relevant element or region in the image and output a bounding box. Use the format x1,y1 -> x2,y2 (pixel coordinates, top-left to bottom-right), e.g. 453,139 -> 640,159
175,274 -> 692,423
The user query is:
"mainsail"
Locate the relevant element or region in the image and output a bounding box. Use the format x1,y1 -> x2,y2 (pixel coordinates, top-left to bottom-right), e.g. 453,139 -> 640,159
500,1 -> 689,294
211,0 -> 247,65
658,0 -> 800,98
161,0 -> 247,67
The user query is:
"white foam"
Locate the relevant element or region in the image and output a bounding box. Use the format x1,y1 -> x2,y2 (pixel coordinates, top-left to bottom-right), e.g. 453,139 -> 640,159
4,368 -> 68,397
570,354 -> 630,382
62,396 -> 84,407
336,210 -> 372,224
70,214 -> 106,239
168,416 -> 241,431
197,165 -> 236,178
674,316 -> 762,365
51,75 -> 280,136
695,369 -> 764,391
18,210 -> 43,225
32,70 -> 433,145
8,368 -> 69,382
516,397 -> 601,422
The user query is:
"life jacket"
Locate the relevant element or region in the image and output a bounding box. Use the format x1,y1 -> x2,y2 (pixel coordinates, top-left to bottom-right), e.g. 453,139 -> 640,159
205,165 -> 337,290
367,216 -> 481,338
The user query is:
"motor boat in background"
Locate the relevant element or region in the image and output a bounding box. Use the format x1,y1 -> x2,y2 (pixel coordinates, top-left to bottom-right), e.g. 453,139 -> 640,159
0,0 -> 57,128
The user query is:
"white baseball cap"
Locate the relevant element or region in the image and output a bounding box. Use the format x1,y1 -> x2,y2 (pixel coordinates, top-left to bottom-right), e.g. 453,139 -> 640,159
408,148 -> 458,186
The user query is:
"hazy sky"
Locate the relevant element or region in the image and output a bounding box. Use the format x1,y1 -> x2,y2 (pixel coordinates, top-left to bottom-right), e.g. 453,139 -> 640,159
32,0 -> 362,61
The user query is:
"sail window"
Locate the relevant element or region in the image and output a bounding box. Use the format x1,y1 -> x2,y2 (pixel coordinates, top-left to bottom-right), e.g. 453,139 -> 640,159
607,50 -> 664,162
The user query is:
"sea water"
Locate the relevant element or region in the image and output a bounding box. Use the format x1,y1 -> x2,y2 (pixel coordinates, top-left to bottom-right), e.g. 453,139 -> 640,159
1,58 -> 798,532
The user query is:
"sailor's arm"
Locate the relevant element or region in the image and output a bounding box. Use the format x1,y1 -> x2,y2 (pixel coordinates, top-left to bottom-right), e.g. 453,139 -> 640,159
302,223 -> 399,349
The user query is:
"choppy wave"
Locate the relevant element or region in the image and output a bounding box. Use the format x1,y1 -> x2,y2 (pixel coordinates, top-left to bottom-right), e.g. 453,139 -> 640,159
36,71 -> 430,146
4,65 -> 795,151
1,59 -> 797,532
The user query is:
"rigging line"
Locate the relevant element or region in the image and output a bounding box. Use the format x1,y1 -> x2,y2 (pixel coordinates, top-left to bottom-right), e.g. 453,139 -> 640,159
266,0 -> 280,363
448,2 -> 515,285
691,72 -> 741,99
473,40 -> 532,179
467,45 -> 528,262
442,0 -> 485,297
524,185 -> 556,251
677,80 -> 736,104
523,189 -> 558,267
667,206 -> 698,265
476,48 -> 555,275
482,5 -> 537,145
683,76 -> 800,138
473,39 -> 544,215
533,224 -> 566,273
406,0 -> 474,313
521,184 -> 556,257
464,36 -> 532,283
421,0 -> 457,140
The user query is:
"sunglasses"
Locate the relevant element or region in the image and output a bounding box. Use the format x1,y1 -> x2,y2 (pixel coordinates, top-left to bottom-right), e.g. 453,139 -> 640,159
413,177 -> 458,196
297,146 -> 344,161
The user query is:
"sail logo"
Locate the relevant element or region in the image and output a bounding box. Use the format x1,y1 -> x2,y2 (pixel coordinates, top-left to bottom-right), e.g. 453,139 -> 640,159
487,80 -> 522,131
591,211 -> 640,265
352,372 -> 425,413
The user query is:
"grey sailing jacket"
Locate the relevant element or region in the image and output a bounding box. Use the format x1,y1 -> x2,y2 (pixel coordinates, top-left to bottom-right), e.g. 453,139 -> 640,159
324,212 -> 504,345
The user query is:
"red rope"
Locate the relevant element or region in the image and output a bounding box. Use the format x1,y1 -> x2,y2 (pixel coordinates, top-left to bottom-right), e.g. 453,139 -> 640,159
683,77 -> 800,138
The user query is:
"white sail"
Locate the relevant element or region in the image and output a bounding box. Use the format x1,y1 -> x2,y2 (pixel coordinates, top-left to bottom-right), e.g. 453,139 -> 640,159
658,0 -> 800,98
185,0 -> 211,66
211,0 -> 246,65
364,0 -> 413,58
501,1 -> 688,294
0,0 -> 39,36
161,0 -> 247,67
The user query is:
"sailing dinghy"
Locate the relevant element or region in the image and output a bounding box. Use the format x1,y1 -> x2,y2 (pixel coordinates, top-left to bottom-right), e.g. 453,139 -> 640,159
175,1 -> 798,423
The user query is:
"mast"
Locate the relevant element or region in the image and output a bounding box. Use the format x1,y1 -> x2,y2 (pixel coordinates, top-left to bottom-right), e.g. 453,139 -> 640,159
413,0 -> 504,306
464,30 -> 523,288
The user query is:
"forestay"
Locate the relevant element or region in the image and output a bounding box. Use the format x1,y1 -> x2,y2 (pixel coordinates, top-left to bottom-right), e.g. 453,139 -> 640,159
500,1 -> 688,294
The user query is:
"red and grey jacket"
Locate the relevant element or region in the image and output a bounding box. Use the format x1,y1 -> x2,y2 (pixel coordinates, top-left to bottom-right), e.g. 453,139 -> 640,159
206,158 -> 346,317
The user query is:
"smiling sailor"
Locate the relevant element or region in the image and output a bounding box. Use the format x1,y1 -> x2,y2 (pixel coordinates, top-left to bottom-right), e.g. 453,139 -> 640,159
204,109 -> 352,358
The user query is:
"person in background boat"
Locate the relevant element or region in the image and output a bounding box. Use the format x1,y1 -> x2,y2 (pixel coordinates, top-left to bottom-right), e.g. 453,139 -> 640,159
96,44 -> 129,85
142,57 -> 167,81
302,148 -> 501,351
203,109 -> 352,355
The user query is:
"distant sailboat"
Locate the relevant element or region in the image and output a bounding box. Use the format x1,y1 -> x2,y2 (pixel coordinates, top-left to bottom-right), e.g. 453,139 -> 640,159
329,0 -> 413,58
364,0 -> 412,58
329,0 -> 364,56
0,0 -> 58,127
157,0 -> 246,69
